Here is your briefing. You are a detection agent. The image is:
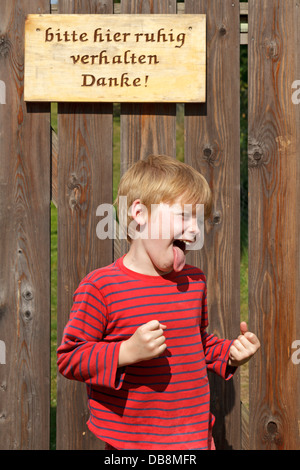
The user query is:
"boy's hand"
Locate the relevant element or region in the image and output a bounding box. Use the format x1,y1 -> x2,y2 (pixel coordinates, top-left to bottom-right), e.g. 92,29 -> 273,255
228,322 -> 260,367
118,320 -> 167,367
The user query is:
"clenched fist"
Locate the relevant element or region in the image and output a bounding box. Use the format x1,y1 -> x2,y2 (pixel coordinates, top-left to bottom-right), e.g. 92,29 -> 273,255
118,320 -> 167,367
228,322 -> 260,367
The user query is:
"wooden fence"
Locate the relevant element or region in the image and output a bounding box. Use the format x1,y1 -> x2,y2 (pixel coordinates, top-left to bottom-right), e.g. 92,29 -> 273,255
0,0 -> 299,450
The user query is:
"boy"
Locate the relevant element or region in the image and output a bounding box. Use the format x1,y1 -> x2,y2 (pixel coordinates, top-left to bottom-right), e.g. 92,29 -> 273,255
57,154 -> 260,450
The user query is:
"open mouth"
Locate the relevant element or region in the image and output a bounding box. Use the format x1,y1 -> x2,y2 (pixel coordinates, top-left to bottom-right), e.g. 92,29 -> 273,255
173,239 -> 186,252
173,239 -> 196,251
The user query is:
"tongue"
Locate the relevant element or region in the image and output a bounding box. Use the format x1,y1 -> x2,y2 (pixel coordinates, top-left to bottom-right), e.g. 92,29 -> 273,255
172,245 -> 186,272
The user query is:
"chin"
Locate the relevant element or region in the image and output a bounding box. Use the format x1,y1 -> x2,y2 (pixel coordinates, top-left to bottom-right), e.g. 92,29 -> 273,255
150,253 -> 174,274
156,264 -> 173,274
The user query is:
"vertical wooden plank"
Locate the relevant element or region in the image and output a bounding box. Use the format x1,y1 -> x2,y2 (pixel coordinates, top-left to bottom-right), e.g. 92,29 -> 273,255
248,0 -> 300,450
185,0 -> 241,450
119,1 -> 177,166
56,0 -> 114,451
119,0 -> 177,256
0,0 -> 50,449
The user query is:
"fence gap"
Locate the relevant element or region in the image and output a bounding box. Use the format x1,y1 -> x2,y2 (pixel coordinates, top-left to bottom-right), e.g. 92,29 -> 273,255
239,40 -> 249,448
176,104 -> 185,162
50,202 -> 58,450
113,104 -> 121,203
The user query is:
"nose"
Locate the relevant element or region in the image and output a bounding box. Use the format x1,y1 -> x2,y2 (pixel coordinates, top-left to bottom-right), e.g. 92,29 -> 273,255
184,215 -> 201,238
190,216 -> 201,236
183,215 -> 204,250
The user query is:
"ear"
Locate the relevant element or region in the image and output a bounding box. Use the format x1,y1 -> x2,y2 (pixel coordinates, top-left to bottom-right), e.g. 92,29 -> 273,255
130,199 -> 148,226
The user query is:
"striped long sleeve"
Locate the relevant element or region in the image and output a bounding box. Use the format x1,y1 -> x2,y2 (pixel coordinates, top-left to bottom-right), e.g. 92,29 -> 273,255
200,283 -> 235,379
57,279 -> 125,390
57,256 -> 236,450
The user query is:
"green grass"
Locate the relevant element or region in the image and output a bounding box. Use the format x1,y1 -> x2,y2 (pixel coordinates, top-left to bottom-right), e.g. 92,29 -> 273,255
240,248 -> 249,408
50,202 -> 57,450
113,106 -> 121,201
240,248 -> 249,324
51,103 -> 58,133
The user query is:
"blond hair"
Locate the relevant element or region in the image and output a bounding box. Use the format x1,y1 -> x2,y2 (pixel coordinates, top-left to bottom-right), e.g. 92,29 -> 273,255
115,154 -> 212,241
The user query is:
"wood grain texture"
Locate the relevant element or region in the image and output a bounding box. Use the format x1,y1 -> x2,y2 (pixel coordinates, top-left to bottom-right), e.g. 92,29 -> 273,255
184,0 -> 241,450
56,103 -> 113,451
248,0 -> 300,450
56,0 -> 114,451
120,0 -> 177,164
0,0 -> 50,450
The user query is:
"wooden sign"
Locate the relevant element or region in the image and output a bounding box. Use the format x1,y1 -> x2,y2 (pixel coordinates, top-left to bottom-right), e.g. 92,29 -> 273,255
24,14 -> 206,103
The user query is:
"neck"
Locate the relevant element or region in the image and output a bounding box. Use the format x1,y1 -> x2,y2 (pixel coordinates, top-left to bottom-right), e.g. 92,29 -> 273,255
123,241 -> 171,276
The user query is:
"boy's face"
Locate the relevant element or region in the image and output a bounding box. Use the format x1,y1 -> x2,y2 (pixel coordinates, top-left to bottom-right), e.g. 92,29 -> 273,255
129,198 -> 203,275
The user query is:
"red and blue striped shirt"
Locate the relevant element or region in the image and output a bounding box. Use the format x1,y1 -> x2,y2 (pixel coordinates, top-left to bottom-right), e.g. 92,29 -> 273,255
57,256 -> 235,450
